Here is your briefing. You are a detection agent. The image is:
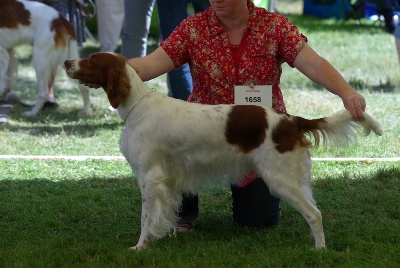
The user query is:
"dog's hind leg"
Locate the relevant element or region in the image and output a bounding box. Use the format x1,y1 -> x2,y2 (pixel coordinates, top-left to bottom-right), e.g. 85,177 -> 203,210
23,47 -> 58,117
67,39 -> 91,115
130,166 -> 180,250
77,83 -> 91,115
257,152 -> 326,249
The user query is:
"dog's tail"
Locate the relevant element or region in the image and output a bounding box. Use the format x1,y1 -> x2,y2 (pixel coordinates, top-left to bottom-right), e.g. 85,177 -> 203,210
298,110 -> 382,148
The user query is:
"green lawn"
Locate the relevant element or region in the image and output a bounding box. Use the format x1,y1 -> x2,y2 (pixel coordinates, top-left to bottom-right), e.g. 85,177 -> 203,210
1,1 -> 399,267
1,160 -> 399,267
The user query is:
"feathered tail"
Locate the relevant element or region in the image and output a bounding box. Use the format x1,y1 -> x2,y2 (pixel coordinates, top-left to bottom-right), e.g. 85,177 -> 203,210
300,110 -> 382,148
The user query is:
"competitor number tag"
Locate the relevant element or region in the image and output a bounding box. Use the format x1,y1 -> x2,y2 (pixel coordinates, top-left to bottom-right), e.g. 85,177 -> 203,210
234,85 -> 272,108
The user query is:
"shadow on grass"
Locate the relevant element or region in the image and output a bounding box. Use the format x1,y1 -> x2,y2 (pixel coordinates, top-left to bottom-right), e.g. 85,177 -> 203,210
6,120 -> 122,137
6,94 -> 122,137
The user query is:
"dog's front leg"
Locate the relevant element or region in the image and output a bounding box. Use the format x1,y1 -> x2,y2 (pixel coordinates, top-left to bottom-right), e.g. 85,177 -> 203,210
129,179 -> 154,250
23,57 -> 55,117
129,167 -> 179,250
23,90 -> 47,117
129,198 -> 152,250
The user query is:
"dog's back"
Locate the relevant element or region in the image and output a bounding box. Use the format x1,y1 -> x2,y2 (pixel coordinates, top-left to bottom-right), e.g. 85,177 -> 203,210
0,1 -> 60,48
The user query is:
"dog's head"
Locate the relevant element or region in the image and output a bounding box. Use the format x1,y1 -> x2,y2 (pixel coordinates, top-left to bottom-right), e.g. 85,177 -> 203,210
64,52 -> 131,108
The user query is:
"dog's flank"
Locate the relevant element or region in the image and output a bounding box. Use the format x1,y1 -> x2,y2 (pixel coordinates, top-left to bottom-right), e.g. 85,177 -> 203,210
0,0 -> 91,116
64,52 -> 382,250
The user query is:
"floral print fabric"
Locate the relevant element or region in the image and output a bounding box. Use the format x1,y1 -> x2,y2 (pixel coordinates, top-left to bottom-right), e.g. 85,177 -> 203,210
161,0 -> 307,109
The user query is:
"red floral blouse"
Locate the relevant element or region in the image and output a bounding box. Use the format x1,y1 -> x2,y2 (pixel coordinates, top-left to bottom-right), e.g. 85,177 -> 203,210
160,0 -> 307,187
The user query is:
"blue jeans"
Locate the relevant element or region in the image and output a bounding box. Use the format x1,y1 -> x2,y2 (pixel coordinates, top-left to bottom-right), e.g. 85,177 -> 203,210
121,0 -> 155,58
156,0 -> 210,100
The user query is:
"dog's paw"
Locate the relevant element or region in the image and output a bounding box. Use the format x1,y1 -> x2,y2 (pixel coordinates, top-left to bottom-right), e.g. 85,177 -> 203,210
315,244 -> 327,250
78,107 -> 92,116
129,244 -> 146,251
129,239 -> 150,251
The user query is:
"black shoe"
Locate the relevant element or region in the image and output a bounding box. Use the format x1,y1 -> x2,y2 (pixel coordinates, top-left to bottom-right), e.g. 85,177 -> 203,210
0,93 -> 17,127
43,101 -> 59,109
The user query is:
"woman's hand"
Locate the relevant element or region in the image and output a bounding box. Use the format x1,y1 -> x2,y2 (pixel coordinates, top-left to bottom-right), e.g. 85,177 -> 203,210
80,80 -> 101,88
341,92 -> 366,121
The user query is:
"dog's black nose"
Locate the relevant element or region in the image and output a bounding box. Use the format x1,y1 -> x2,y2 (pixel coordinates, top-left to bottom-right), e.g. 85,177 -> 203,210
64,60 -> 72,69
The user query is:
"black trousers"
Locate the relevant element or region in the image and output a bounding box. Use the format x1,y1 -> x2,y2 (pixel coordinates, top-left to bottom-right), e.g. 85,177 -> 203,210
178,178 -> 280,228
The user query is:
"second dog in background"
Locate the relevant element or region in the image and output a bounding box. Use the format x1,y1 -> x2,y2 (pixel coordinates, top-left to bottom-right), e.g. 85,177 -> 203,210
0,0 -> 91,117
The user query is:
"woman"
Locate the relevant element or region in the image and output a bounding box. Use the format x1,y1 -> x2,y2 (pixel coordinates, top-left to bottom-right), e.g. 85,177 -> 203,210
85,0 -> 366,230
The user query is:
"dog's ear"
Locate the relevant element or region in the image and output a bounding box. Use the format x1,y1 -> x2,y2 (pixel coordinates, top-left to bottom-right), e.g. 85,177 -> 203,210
105,59 -> 131,108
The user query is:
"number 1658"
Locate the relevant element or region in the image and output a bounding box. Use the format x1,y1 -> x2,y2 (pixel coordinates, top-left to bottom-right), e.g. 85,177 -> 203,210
245,97 -> 261,102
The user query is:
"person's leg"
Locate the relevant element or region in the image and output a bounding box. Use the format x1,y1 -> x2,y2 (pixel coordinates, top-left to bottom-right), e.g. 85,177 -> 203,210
165,66 -> 193,100
96,0 -> 124,52
156,0 -> 210,100
156,0 -> 188,40
231,178 -> 280,228
121,0 -> 155,58
396,38 -> 400,63
175,193 -> 198,231
156,0 -> 193,100
381,9 -> 395,33
375,0 -> 395,32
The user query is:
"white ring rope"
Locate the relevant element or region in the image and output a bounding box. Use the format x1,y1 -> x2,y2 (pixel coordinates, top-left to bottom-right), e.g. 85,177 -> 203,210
0,155 -> 398,162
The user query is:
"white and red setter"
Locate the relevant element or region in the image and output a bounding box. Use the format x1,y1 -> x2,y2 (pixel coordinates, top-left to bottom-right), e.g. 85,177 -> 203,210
0,0 -> 90,116
65,52 -> 382,250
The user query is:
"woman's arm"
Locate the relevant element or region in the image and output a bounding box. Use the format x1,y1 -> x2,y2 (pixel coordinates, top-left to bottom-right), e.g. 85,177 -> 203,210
293,43 -> 366,120
78,47 -> 175,88
127,47 -> 176,82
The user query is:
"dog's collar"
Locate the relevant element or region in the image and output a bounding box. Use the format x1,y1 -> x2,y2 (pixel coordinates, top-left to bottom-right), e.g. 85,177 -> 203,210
123,104 -> 135,124
123,89 -> 155,124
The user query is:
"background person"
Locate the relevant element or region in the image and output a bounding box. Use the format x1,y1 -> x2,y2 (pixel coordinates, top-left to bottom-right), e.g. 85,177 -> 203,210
121,0 -> 156,58
156,0 -> 210,100
96,0 -> 124,52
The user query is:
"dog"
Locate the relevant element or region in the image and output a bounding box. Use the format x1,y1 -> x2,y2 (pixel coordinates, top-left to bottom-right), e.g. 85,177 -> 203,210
0,0 -> 90,117
64,52 -> 382,250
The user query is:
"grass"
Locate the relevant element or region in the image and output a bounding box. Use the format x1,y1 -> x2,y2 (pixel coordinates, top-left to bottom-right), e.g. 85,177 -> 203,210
1,160 -> 399,267
1,1 -> 400,267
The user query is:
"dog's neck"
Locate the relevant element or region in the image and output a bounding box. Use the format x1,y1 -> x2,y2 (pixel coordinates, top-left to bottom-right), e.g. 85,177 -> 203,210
117,63 -> 153,123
